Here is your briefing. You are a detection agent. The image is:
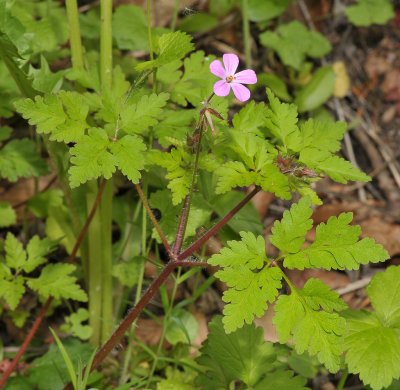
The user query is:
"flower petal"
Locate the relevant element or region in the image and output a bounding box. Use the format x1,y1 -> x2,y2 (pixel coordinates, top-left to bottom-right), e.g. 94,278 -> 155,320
210,60 -> 226,78
223,53 -> 239,76
231,83 -> 251,102
213,80 -> 231,96
234,69 -> 257,84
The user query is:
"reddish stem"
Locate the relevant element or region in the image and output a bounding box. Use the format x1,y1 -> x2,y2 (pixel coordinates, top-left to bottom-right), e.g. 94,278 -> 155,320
134,183 -> 173,258
173,195 -> 190,254
62,187 -> 259,385
178,187 -> 260,260
0,299 -> 53,388
0,180 -> 107,388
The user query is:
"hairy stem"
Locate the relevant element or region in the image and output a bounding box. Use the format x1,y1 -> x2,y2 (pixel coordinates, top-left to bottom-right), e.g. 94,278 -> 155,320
134,183 -> 173,257
173,125 -> 205,255
178,187 -> 260,260
0,180 -> 106,388
63,188 -> 258,384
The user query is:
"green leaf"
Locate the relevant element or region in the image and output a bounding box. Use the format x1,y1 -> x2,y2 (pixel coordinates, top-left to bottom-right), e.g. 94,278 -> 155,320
215,161 -> 257,194
293,119 -> 347,154
30,55 -> 64,94
0,30 -> 37,99
0,276 -> 25,310
5,233 -> 26,270
367,266 -> 400,328
179,13 -> 218,33
260,21 -> 331,69
270,197 -> 313,254
344,310 -> 400,390
27,264 -> 88,301
265,89 -> 301,149
136,31 -> 194,71
112,257 -> 144,288
149,149 -> 191,205
24,236 -> 56,273
345,0 -> 394,26
273,279 -> 347,372
255,370 -> 309,390
68,128 -> 116,188
14,91 -> 89,143
27,338 -> 94,390
152,109 -> 195,147
0,201 -> 16,227
284,212 -> 389,270
299,149 -> 370,183
257,73 -> 292,101
120,92 -> 169,135
0,126 -> 12,142
157,367 -> 197,390
196,316 -> 276,388
248,0 -> 293,22
113,5 -> 148,51
343,266 -> 400,389
161,51 -> 218,107
165,308 -> 198,345
208,232 -> 283,333
210,190 -> 263,235
27,189 -> 63,218
110,135 -> 146,183
61,308 -> 92,340
0,138 -> 48,181
232,101 -> 268,135
295,66 -> 336,113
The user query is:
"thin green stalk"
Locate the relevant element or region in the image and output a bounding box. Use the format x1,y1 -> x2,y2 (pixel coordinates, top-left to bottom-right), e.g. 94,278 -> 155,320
100,0 -> 113,89
170,0 -> 181,31
241,0 -> 252,68
87,181 -> 103,346
98,0 -> 114,345
337,368 -> 349,390
100,180 -> 113,343
65,0 -> 84,70
147,0 -> 157,93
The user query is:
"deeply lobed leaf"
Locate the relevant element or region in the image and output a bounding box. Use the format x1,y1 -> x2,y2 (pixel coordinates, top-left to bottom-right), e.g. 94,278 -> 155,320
273,278 -> 347,372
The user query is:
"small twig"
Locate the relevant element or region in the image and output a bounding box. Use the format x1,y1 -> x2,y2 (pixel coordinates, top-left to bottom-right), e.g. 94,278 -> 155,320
0,179 -> 107,389
336,277 -> 372,295
334,99 -> 367,201
12,175 -> 58,210
134,183 -> 173,258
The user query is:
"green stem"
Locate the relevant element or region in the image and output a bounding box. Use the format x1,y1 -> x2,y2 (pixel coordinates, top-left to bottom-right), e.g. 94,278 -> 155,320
147,0 -> 157,93
100,180 -> 113,343
98,0 -> 114,345
170,0 -> 181,31
100,0 -> 113,90
241,0 -> 252,68
65,0 -> 84,70
87,181 -> 103,346
337,368 -> 349,390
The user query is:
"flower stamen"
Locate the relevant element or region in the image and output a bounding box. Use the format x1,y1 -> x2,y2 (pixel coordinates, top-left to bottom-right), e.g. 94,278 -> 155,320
226,75 -> 234,83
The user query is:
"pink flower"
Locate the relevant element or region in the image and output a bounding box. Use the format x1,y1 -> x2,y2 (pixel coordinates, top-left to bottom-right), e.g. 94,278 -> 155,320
210,53 -> 257,102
